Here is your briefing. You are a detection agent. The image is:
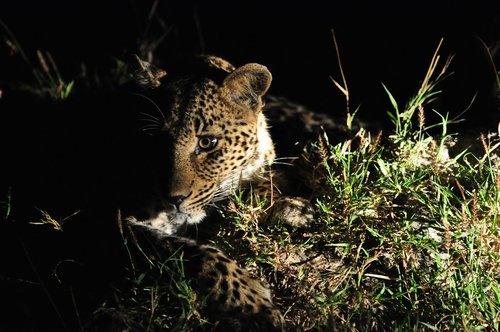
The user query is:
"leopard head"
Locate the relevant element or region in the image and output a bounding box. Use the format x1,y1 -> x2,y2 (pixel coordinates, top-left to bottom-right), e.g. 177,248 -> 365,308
131,55 -> 275,226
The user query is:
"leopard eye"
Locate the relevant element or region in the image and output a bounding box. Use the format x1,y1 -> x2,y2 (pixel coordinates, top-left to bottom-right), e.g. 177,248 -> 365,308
198,136 -> 218,151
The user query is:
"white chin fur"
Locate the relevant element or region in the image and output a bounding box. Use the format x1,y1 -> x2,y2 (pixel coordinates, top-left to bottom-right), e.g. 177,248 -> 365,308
127,209 -> 206,236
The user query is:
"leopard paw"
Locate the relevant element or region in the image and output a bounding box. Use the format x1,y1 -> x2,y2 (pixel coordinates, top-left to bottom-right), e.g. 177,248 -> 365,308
264,196 -> 315,227
187,245 -> 284,330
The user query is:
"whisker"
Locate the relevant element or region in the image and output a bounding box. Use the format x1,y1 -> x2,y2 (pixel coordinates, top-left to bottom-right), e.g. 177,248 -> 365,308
212,192 -> 229,200
274,156 -> 299,162
272,161 -> 294,166
259,169 -> 277,174
139,117 -> 162,126
139,112 -> 162,123
255,175 -> 271,182
139,122 -> 161,130
139,125 -> 161,132
207,202 -> 222,209
132,93 -> 167,123
210,197 -> 227,204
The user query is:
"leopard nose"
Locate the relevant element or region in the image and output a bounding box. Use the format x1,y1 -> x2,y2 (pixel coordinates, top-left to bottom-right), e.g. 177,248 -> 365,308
169,195 -> 187,209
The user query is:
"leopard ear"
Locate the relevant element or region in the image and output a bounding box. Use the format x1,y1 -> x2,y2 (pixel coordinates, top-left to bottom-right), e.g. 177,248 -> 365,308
222,63 -> 272,112
129,54 -> 167,88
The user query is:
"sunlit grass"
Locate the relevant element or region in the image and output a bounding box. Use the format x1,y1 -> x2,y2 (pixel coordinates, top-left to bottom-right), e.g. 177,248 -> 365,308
209,41 -> 500,330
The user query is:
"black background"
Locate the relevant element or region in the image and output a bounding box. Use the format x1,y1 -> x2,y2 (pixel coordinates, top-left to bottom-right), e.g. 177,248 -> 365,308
1,0 -> 499,128
0,2 -> 499,331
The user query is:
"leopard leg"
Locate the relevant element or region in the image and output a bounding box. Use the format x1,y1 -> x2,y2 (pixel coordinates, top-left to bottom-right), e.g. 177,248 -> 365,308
127,220 -> 284,330
250,169 -> 315,228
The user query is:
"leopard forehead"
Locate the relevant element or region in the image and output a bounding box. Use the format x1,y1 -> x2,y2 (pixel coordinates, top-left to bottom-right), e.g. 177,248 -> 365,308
163,74 -> 264,171
166,79 -> 246,134
156,55 -> 267,135
161,77 -> 262,169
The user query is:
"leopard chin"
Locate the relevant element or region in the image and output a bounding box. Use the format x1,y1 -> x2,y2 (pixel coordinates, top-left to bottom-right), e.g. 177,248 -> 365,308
128,206 -> 207,236
176,210 -> 207,225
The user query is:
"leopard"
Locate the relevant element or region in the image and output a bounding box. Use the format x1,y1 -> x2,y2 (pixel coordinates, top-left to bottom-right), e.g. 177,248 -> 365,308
123,54 -> 316,330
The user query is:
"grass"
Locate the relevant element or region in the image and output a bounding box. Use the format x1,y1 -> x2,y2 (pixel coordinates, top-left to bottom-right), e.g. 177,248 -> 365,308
89,222 -> 211,331
1,19 -> 75,100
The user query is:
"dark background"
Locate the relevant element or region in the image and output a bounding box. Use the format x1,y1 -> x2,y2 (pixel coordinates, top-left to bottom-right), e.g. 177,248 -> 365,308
0,2 -> 499,331
1,0 -> 499,129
